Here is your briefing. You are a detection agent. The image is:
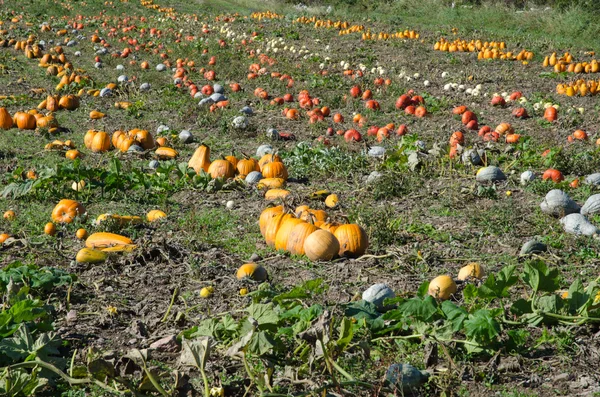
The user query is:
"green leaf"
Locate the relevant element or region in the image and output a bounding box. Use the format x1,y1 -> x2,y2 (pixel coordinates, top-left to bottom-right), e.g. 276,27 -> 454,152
344,300 -> 380,323
273,279 -> 327,303
462,284 -> 478,302
247,331 -> 276,355
478,265 -> 518,299
464,309 -> 501,344
506,329 -> 530,353
247,303 -> 279,328
416,281 -> 430,298
336,318 -> 354,350
441,301 -> 467,332
567,279 -> 589,314
510,299 -> 533,317
536,295 -> 562,315
523,260 -> 560,293
396,296 -> 438,322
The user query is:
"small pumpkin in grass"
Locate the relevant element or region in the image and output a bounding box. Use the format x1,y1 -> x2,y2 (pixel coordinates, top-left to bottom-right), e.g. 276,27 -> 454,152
275,218 -> 306,251
58,94 -> 79,110
130,129 -> 155,149
236,263 -> 267,281
0,107 -> 13,129
449,131 -> 464,147
52,199 -> 85,223
76,228 -> 88,240
44,222 -> 57,236
208,159 -> 235,179
334,224 -> 368,258
259,205 -> 284,237
257,178 -> 286,189
147,209 -> 167,222
495,123 -> 514,135
3,210 -> 16,221
188,144 -> 211,173
458,263 -> 485,280
505,134 -> 521,144
461,111 -> 476,125
573,130 -> 588,141
261,161 -> 288,180
512,107 -> 528,119
452,105 -> 467,115
542,169 -> 564,183
258,153 -> 282,171
91,131 -> 111,152
286,222 -> 318,255
428,275 -> 457,300
0,233 -> 9,243
155,137 -> 168,147
544,106 -> 557,122
304,229 -> 339,261
325,194 -> 338,208
112,130 -> 126,147
90,110 -> 105,119
65,149 -> 81,159
225,155 -> 238,169
14,112 -> 36,130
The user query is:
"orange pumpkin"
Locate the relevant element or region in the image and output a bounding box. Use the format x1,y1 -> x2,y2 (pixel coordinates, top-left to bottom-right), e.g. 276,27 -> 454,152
14,112 -> 36,130
51,199 -> 85,223
264,213 -> 294,247
188,144 -> 211,173
259,205 -> 284,237
275,218 -> 305,251
544,107 -> 557,122
542,169 -> 564,183
207,159 -> 235,179
0,107 -> 13,129
334,224 -> 369,258
261,161 -> 288,180
91,131 -> 111,152
237,158 -> 260,177
286,222 -> 318,256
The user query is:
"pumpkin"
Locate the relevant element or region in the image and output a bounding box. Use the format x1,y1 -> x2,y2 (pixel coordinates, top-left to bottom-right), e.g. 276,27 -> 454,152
428,275 -> 457,300
84,130 -> 98,149
76,228 -> 88,240
303,229 -> 340,261
449,131 -> 464,147
0,233 -> 9,243
90,110 -> 106,119
476,166 -> 506,183
51,199 -> 85,223
3,210 -> 16,220
362,283 -> 395,310
325,194 -> 338,208
65,149 -> 81,160
44,222 -> 57,236
208,159 -> 235,179
188,144 -> 211,173
505,134 -> 521,144
236,263 -> 267,281
46,95 -> 59,112
118,137 -> 136,152
275,218 -> 306,251
560,213 -> 599,236
265,189 -> 290,200
96,214 -> 143,227
512,107 -> 528,119
320,222 -> 340,234
286,222 -> 318,255
257,178 -> 286,189
452,105 -> 467,115
262,161 -> 288,180
85,232 -> 135,251
540,189 -> 580,217
36,116 -> 58,129
495,123 -> 513,135
264,213 -> 294,247
130,129 -> 155,149
147,209 -> 167,222
225,155 -> 238,169
544,106 -> 557,122
573,130 -> 588,140
59,94 -> 79,110
91,131 -> 111,152
334,224 -> 368,258
14,112 -> 36,130
461,111 -> 476,125
258,153 -> 282,170
259,205 -> 284,237
542,169 -> 564,183
0,107 -> 13,129
76,247 -> 107,264
155,147 -> 178,159
298,209 -> 328,223
112,130 -> 126,147
237,158 -> 260,177
156,137 -> 168,147
457,263 -> 485,280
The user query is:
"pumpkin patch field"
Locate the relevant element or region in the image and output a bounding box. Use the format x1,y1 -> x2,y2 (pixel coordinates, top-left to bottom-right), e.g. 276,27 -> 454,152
3,0 -> 600,395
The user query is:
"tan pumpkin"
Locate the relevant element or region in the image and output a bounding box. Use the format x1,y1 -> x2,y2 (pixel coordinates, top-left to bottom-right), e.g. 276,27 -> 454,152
46,95 -> 59,112
91,131 -> 111,152
188,144 -> 211,173
51,199 -> 85,223
155,147 -> 179,159
208,159 -> 235,179
129,129 -> 154,149
304,229 -> 340,261
334,224 -> 368,258
257,178 -> 286,189
85,232 -> 135,251
147,209 -> 167,222
275,218 -> 305,251
58,94 -> 80,110
0,107 -> 13,129
286,222 -> 318,255
265,189 -> 290,200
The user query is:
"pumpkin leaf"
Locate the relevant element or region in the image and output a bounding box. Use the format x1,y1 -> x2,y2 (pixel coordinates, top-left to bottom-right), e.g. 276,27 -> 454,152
344,300 -> 380,323
464,309 -> 501,344
441,301 -> 468,332
247,303 -> 279,328
478,265 -> 518,299
336,317 -> 354,350
523,260 -> 560,293
567,278 -> 589,314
